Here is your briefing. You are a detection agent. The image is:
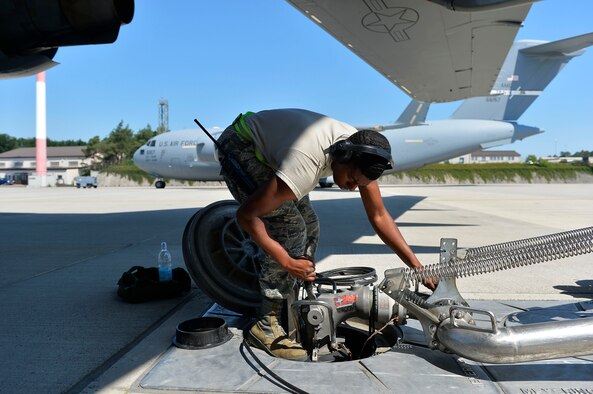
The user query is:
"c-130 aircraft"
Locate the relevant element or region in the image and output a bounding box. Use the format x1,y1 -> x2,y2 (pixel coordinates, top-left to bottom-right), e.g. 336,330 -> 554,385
133,32 -> 593,188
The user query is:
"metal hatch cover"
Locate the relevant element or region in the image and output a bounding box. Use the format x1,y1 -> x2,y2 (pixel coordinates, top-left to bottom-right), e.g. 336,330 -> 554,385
139,302 -> 593,393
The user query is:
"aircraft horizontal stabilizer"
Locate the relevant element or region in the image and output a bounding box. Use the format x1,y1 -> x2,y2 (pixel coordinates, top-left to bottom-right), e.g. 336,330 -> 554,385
521,32 -> 593,56
355,100 -> 430,132
451,32 -> 593,122
396,100 -> 430,127
480,138 -> 512,149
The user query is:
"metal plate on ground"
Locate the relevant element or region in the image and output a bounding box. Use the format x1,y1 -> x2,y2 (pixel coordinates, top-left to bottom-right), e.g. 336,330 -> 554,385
483,358 -> 593,394
139,301 -> 593,393
141,331 -> 501,393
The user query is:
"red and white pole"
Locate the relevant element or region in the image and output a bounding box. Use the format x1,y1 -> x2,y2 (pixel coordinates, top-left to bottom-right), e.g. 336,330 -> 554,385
35,71 -> 47,187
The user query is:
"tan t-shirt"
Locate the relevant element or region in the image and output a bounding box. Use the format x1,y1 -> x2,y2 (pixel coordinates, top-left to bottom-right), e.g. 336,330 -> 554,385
244,109 -> 357,200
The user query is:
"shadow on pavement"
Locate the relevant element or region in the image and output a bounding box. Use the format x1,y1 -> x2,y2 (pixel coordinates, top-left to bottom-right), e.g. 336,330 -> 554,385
313,194 -> 475,261
554,280 -> 593,300
0,193 -> 474,393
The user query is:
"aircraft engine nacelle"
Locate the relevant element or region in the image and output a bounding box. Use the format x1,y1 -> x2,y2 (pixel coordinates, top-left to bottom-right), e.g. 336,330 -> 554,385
426,0 -> 537,12
0,0 -> 134,79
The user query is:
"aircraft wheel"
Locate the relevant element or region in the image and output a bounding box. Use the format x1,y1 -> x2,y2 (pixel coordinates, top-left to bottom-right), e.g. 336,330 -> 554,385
182,200 -> 262,315
155,180 -> 166,189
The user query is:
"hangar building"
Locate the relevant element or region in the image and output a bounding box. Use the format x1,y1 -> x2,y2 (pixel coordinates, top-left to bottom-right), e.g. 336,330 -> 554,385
0,146 -> 92,186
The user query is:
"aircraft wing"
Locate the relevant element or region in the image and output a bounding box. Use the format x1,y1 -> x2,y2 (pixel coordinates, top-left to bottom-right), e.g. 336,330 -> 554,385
286,0 -> 532,102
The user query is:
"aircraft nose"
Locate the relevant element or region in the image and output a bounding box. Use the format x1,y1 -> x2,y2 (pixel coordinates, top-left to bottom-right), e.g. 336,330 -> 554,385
132,148 -> 143,165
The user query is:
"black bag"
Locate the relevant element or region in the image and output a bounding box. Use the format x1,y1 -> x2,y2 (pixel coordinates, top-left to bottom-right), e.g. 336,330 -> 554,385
117,266 -> 191,303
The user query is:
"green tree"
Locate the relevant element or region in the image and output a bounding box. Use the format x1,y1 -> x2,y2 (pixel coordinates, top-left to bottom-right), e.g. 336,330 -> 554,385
105,121 -> 135,164
135,124 -> 156,144
47,138 -> 86,146
87,121 -> 135,166
525,154 -> 538,164
83,136 -> 101,158
573,150 -> 592,166
574,150 -> 592,158
0,133 -> 17,153
83,122 -> 155,168
133,124 -> 156,153
2,133 -> 89,153
16,137 -> 35,147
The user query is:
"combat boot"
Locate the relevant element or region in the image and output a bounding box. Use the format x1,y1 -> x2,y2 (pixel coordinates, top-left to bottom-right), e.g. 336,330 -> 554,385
246,298 -> 308,361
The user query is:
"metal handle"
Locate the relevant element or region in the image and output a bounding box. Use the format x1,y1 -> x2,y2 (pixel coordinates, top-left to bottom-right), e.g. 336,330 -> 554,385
449,306 -> 498,334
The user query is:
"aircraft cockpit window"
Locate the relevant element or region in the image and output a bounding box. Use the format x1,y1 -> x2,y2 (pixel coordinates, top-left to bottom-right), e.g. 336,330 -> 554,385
146,140 -> 156,147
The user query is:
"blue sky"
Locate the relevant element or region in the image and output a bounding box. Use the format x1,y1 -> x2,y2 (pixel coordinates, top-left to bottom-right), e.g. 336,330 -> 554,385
0,0 -> 591,157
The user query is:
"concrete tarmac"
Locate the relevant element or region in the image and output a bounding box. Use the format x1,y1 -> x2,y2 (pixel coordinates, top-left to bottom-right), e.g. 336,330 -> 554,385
0,184 -> 591,393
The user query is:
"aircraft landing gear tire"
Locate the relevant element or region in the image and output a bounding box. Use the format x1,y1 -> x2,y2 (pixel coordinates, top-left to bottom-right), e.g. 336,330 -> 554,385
155,180 -> 166,189
182,200 -> 262,315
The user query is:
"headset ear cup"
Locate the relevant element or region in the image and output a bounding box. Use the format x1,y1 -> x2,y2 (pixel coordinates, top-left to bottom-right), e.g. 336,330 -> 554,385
330,140 -> 351,163
334,149 -> 351,163
330,139 -> 392,165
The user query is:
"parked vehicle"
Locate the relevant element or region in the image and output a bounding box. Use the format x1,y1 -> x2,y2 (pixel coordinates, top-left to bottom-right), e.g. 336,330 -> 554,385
0,177 -> 14,185
75,176 -> 97,188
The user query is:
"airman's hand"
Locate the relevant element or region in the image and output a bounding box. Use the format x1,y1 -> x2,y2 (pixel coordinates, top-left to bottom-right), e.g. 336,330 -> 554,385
414,265 -> 438,291
422,276 -> 438,291
283,255 -> 316,282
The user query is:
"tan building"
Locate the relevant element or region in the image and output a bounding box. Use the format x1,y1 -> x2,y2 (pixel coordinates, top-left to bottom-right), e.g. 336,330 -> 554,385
447,150 -> 522,164
0,146 -> 91,186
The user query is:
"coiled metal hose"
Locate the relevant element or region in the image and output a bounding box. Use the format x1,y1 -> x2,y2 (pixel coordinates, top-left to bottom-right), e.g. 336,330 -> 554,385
406,226 -> 593,285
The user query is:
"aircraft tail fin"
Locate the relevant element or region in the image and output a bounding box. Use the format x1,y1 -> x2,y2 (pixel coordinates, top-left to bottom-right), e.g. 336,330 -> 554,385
450,32 -> 593,121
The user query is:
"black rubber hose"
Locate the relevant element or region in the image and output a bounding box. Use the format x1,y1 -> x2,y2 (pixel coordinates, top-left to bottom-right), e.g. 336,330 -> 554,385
241,340 -> 309,394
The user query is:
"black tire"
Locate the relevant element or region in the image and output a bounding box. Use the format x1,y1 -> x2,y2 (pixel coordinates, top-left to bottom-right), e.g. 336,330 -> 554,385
155,180 -> 166,189
319,182 -> 334,188
182,200 -> 262,315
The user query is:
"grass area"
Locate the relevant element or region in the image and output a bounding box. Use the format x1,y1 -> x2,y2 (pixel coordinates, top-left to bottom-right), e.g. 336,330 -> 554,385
99,161 -> 203,185
385,163 -> 593,183
100,162 -> 157,184
101,162 -> 593,185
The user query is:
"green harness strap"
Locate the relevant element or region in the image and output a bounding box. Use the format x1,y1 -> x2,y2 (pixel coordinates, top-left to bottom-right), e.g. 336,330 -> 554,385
232,112 -> 267,164
232,111 -> 254,141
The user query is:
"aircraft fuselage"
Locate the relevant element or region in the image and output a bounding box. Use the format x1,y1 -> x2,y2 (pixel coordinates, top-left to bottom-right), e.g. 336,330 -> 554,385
133,120 -> 537,182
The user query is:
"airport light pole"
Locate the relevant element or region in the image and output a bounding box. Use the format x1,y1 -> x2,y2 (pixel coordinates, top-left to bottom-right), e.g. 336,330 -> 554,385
35,71 -> 48,187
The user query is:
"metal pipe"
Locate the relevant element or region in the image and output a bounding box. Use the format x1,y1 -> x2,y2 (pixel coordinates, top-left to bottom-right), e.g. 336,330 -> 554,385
437,315 -> 593,363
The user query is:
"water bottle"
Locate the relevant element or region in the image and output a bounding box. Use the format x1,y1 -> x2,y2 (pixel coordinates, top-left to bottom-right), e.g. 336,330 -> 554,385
158,241 -> 173,281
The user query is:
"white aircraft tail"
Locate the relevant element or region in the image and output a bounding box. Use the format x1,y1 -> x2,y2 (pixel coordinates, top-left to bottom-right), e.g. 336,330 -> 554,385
450,32 -> 593,121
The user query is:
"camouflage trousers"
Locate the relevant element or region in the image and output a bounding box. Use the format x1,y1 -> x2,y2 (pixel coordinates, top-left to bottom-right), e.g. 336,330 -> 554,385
217,126 -> 320,301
